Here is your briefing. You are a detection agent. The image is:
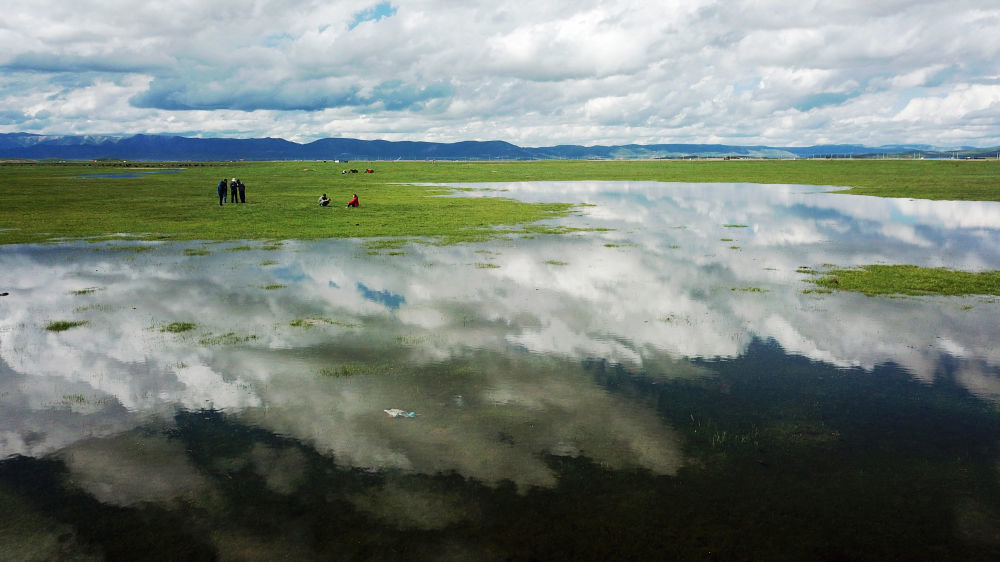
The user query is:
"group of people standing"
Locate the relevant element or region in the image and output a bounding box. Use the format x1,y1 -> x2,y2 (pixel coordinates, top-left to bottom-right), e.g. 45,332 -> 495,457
217,178 -> 246,205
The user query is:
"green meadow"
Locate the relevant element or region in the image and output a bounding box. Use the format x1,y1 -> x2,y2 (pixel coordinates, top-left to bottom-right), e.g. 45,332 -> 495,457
2,159 -> 998,296
809,265 -> 1000,297
1,159 -> 998,246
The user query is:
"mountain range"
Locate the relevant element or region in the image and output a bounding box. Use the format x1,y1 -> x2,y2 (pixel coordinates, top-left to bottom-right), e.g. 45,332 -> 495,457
1,132 -> 995,161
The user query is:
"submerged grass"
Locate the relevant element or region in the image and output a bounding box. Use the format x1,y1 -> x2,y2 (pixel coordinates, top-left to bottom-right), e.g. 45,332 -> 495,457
320,363 -> 381,377
290,317 -> 359,328
2,160 -> 997,245
732,286 -> 767,293
45,320 -> 88,332
198,332 -> 259,346
70,287 -> 99,295
810,265 -> 1000,296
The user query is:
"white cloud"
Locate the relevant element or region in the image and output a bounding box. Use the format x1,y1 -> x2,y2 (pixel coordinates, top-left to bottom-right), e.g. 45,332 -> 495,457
0,1 -> 998,145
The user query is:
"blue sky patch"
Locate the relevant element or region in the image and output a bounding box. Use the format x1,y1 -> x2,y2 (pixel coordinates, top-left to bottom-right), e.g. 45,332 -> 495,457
357,282 -> 405,310
272,264 -> 307,283
349,2 -> 396,31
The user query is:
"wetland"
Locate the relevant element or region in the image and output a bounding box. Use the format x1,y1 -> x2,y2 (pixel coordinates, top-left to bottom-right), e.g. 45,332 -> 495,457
1,169 -> 1000,559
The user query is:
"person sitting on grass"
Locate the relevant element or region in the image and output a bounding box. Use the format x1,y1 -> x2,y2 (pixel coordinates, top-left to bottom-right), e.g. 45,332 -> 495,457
318,194 -> 330,206
346,193 -> 359,207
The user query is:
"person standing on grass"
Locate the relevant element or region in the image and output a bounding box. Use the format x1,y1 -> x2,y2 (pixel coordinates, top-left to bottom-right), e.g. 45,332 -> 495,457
230,178 -> 239,204
238,179 -> 246,203
217,178 -> 228,205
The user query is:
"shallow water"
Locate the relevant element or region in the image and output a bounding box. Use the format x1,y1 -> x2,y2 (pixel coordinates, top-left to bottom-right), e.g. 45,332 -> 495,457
1,181 -> 999,559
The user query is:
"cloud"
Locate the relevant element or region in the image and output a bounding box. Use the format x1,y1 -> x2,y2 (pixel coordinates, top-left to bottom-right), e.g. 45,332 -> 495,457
59,433 -> 213,506
0,1 -> 999,147
3,52 -> 170,74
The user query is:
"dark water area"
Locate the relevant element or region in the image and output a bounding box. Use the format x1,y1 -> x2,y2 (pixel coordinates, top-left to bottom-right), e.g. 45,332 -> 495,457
1,182 -> 999,560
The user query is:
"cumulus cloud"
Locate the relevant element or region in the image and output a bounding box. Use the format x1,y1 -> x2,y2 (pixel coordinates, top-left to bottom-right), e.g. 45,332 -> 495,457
0,0 -> 997,145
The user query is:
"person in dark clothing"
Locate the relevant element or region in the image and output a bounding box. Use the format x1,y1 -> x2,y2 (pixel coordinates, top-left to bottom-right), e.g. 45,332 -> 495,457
346,193 -> 359,207
237,179 -> 246,203
230,178 -> 239,203
319,194 -> 330,206
217,179 -> 228,205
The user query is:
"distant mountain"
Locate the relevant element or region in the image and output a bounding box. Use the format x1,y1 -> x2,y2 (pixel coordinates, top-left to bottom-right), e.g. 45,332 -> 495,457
0,132 -> 995,161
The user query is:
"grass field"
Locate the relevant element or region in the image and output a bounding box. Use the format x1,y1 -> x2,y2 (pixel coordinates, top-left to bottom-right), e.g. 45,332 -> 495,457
1,159 -> 997,246
809,265 -> 1000,296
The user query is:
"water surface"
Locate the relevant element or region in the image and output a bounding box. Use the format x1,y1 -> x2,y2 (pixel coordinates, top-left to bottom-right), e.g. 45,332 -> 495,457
1,182 -> 999,559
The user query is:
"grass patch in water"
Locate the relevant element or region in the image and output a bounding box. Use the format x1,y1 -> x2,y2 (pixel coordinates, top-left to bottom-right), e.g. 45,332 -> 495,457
396,335 -> 427,345
261,284 -> 286,290
546,260 -> 568,266
811,265 -> 1000,296
102,245 -> 155,253
475,263 -> 500,269
802,288 -> 834,294
73,304 -> 116,313
320,363 -> 377,377
70,287 -> 100,295
45,320 -> 88,332
184,248 -> 211,256
161,322 -> 197,333
291,317 -> 359,328
198,332 -> 258,346
724,224 -> 749,228
732,286 -> 767,293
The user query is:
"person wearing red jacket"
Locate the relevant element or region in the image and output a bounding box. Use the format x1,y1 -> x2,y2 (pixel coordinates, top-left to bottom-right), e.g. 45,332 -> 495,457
346,194 -> 359,207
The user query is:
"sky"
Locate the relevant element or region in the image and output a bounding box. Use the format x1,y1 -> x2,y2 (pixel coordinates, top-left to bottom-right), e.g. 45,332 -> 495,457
1,0 -> 999,147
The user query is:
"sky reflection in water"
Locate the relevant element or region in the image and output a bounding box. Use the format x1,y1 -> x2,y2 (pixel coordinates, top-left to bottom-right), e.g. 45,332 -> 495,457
1,181 -> 1000,558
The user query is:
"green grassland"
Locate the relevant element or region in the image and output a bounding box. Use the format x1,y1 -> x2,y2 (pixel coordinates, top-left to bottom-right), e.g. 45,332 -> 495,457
1,159 -> 997,246
3,159 -> 999,297
809,265 -> 1000,297
0,162 -> 577,245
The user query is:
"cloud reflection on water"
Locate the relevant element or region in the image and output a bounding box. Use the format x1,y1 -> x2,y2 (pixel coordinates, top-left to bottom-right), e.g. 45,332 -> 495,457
1,181 -> 999,495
